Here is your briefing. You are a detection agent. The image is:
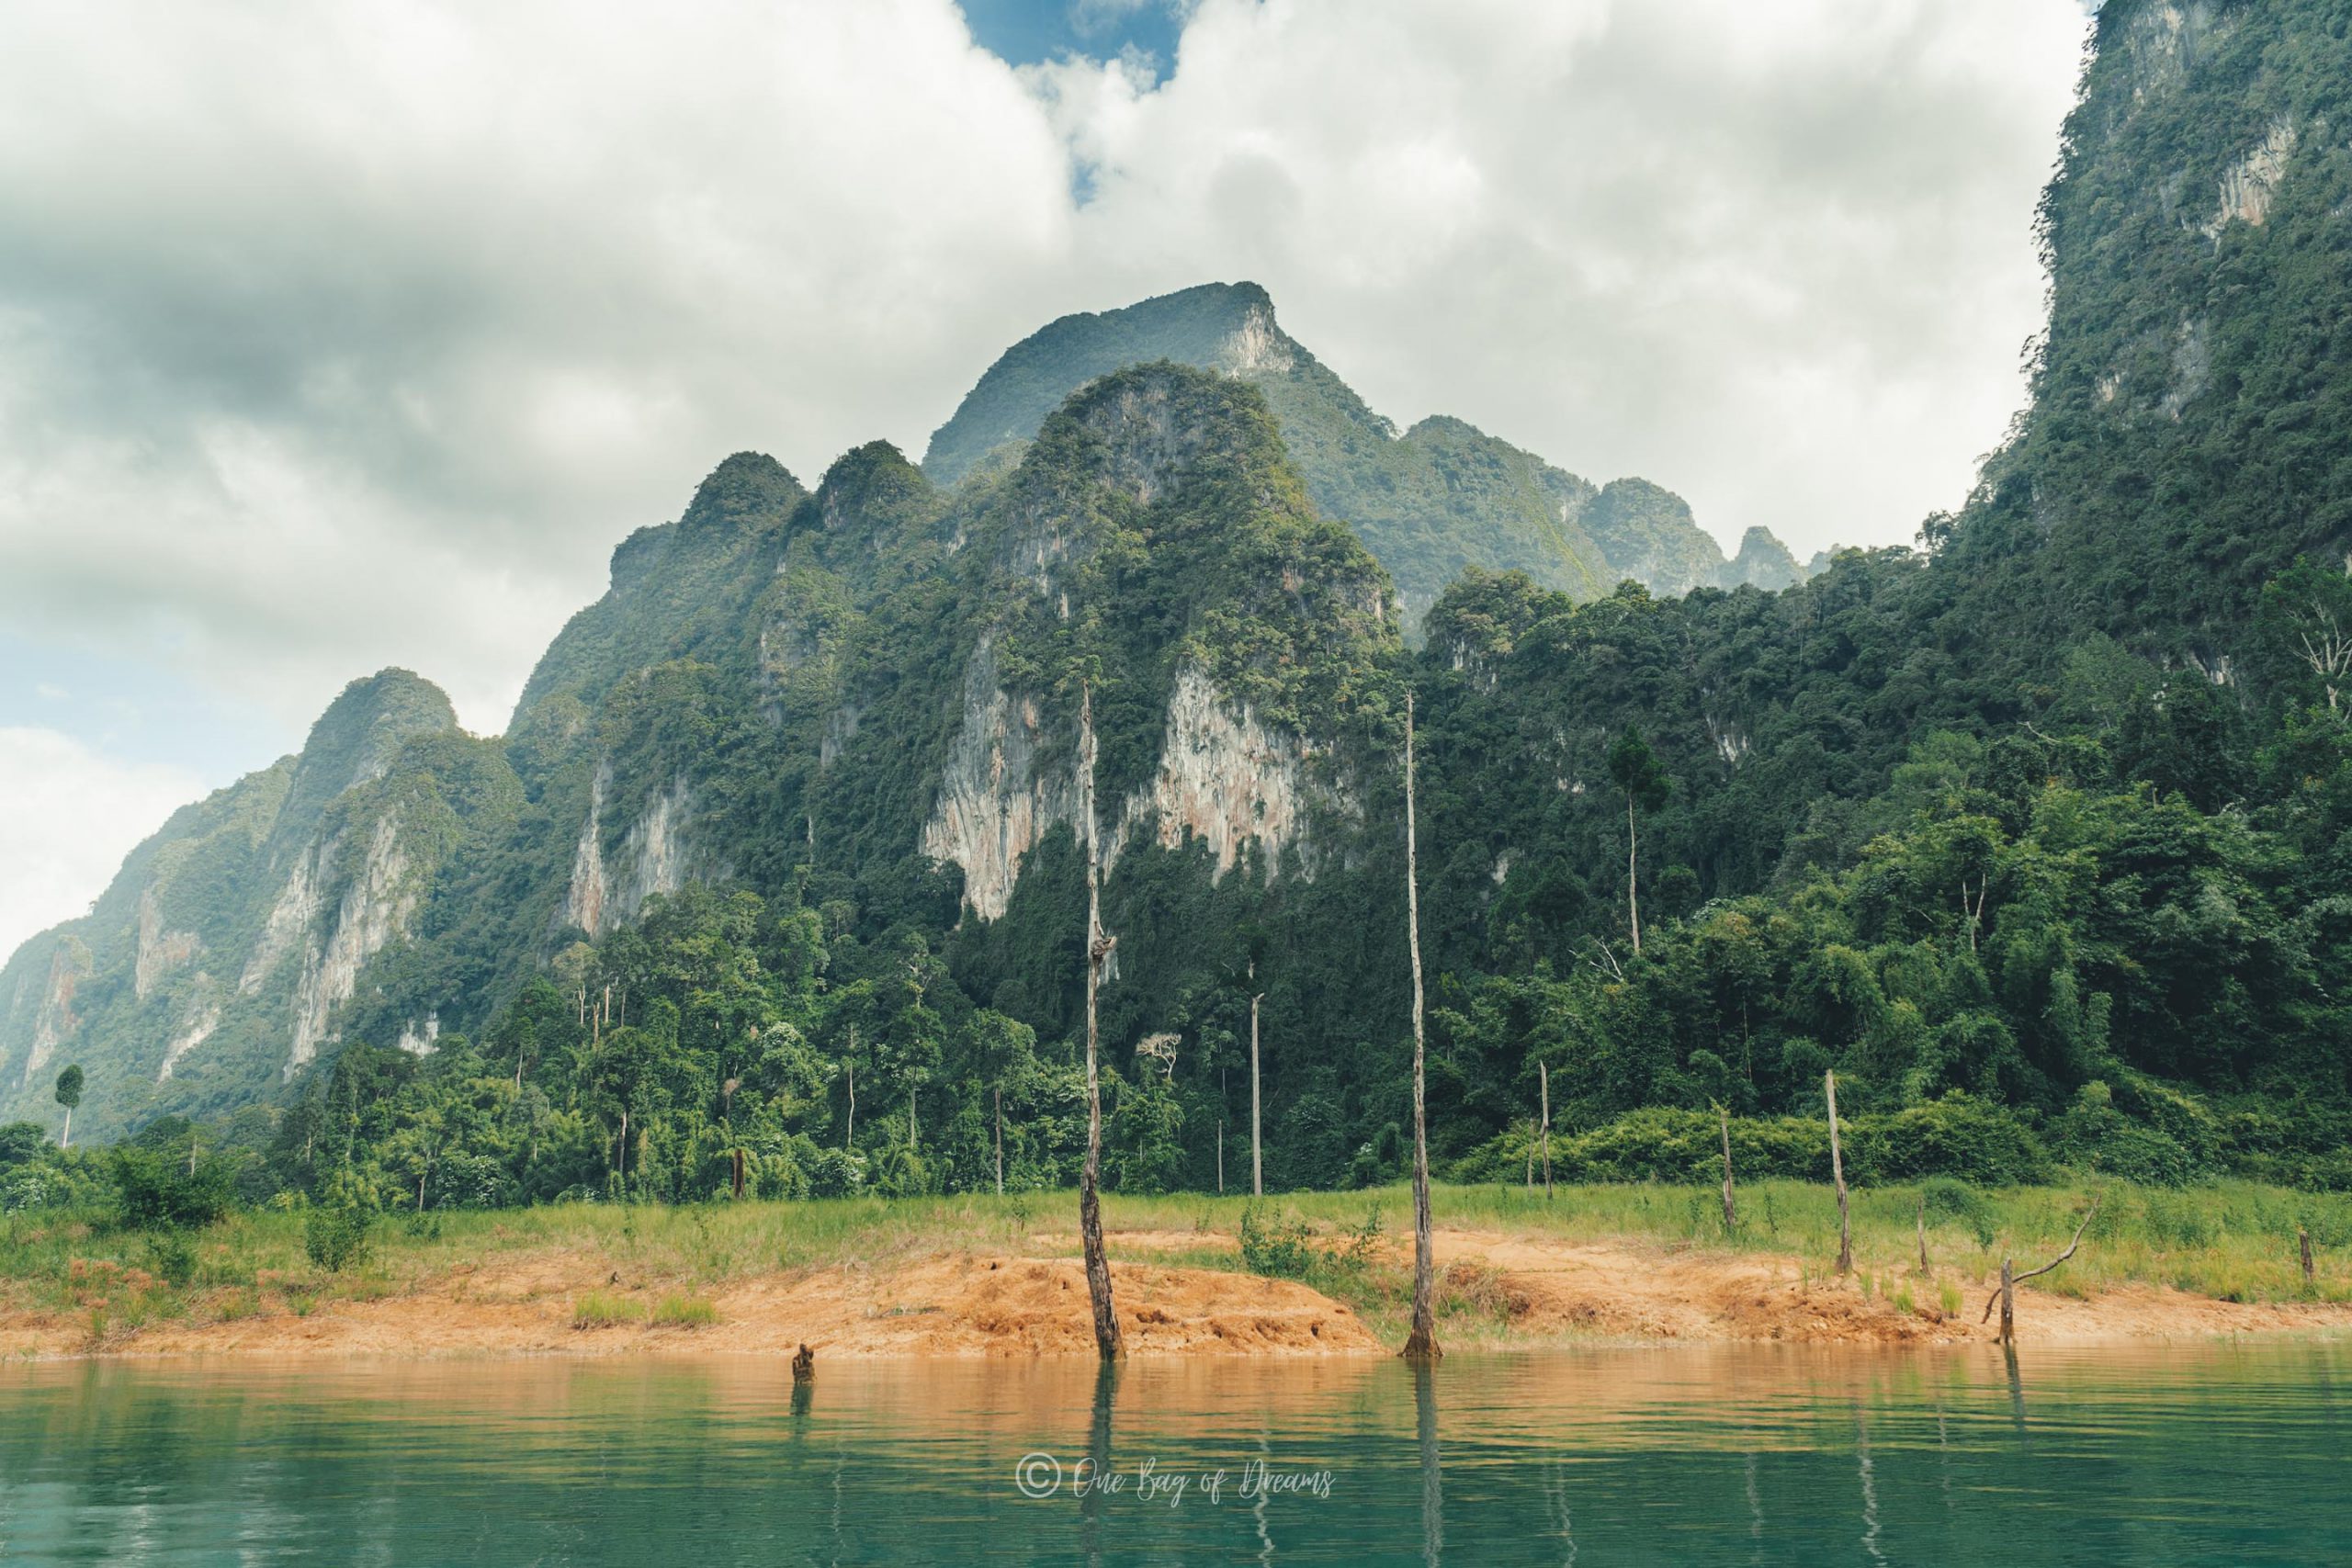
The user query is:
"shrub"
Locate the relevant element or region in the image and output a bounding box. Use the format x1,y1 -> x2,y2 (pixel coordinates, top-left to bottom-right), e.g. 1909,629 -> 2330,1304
1462,1098 -> 2052,1189
304,1201 -> 372,1273
148,1229 -> 198,1287
870,1145 -> 930,1198
572,1292 -> 644,1328
0,1168 -> 55,1213
1920,1177 -> 1997,1247
2052,1085 -> 2199,1186
805,1148 -> 866,1199
650,1294 -> 718,1327
434,1152 -> 510,1210
1238,1205 -> 1314,1279
108,1145 -> 234,1231
1860,1096 -> 2052,1185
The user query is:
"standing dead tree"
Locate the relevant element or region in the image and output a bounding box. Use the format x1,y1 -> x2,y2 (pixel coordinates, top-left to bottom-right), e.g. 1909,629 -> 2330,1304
2301,1226 -> 2316,1285
1826,1070 -> 1851,1275
1715,1101 -> 1736,1235
1401,689 -> 1441,1362
1981,1195 -> 2101,1343
1079,682 -> 1123,1362
1539,1061 -> 1553,1201
1250,962 -> 1265,1199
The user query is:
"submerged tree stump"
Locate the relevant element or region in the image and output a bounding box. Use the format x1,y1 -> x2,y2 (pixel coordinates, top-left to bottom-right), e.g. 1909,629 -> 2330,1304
1982,1194 -> 2099,1343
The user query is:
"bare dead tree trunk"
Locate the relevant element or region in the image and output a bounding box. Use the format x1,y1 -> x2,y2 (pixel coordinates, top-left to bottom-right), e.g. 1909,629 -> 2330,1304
1402,688 -> 1441,1362
1718,1101 -> 1736,1235
994,1087 -> 1004,1197
1826,1070 -> 1851,1275
1250,971 -> 1263,1199
1626,796 -> 1642,956
2301,1226 -> 2315,1285
844,1042 -> 855,1149
1216,1119 -> 1224,1195
1079,682 -> 1123,1361
1917,1192 -> 1929,1273
1982,1194 -> 2099,1338
1540,1060 -> 1553,1201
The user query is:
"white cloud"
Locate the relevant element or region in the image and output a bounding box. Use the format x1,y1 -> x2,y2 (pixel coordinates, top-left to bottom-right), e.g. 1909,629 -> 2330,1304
1037,0 -> 2087,557
0,728 -> 203,961
0,0 -> 2088,927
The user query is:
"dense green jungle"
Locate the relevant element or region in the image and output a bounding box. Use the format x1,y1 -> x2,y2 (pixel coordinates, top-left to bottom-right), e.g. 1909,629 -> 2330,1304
6,0 -> 2352,1232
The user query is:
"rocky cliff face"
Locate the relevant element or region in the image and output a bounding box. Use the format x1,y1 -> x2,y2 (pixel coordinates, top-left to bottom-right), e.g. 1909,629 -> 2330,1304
922,281 -> 1797,619
562,770 -> 701,940
1939,0 -> 2352,657
1109,666 -> 1310,886
922,642 -> 1078,919
284,814 -> 418,1077
0,671 -> 462,1135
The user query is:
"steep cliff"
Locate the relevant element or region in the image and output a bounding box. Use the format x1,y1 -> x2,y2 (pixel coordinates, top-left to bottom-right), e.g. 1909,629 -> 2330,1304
922,281 -> 1800,622
16,0 -> 2352,1157
0,671 -> 468,1138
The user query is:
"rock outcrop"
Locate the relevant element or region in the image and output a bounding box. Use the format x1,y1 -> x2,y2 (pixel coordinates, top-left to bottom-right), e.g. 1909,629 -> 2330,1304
286,815 -> 417,1077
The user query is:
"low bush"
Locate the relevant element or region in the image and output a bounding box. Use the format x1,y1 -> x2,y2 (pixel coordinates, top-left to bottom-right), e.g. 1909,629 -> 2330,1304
108,1145 -> 234,1231
1238,1204 -> 1314,1278
571,1292 -> 644,1328
650,1293 -> 718,1327
304,1201 -> 372,1273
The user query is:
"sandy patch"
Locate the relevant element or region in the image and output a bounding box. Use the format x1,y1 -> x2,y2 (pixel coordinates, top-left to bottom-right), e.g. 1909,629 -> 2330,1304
8,1225 -> 2347,1361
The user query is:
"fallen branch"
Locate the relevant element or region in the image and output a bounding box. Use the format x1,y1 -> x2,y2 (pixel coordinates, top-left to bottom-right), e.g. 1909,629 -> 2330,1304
1982,1194 -> 2101,1325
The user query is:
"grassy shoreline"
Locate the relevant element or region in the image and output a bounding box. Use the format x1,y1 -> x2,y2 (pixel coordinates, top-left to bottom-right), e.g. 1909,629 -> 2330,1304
4,1178 -> 2347,1358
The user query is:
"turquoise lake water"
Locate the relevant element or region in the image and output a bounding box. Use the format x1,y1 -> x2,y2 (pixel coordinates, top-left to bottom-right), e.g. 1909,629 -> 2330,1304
1,1342 -> 2345,1563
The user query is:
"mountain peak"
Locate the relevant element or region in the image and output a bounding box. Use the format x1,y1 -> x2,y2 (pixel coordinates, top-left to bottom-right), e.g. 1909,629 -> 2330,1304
681,451 -> 805,536
282,669 -> 459,828
923,282 -> 1289,485
813,440 -> 939,542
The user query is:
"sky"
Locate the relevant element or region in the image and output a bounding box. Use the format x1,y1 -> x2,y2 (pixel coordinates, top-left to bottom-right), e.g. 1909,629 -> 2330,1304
0,0 -> 2091,961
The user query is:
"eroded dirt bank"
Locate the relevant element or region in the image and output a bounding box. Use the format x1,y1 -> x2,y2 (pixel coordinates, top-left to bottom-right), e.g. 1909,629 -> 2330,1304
8,1226 -> 2348,1360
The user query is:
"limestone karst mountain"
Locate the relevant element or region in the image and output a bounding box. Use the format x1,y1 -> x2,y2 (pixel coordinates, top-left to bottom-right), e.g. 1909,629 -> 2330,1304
6,0 -> 2352,1156
925,280 -> 1801,620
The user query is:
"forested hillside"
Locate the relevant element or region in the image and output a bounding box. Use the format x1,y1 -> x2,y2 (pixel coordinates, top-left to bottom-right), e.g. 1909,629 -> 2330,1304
924,280 -> 1799,621
4,0 -> 2349,1214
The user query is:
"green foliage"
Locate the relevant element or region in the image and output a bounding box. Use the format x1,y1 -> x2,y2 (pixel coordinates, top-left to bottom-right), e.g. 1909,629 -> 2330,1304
1919,1177 -> 1997,1247
147,1229 -> 198,1288
304,1169 -> 375,1272
650,1293 -> 718,1327
53,1066 -> 81,1111
12,4 -> 2352,1198
107,1138 -> 234,1232
571,1292 -> 643,1329
1237,1204 -> 1315,1278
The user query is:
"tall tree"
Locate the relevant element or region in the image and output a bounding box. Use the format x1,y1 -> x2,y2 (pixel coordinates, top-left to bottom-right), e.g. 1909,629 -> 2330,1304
1402,688 -> 1441,1361
1079,682 -> 1123,1360
1250,959 -> 1264,1198
1606,726 -> 1671,954
53,1065 -> 82,1150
